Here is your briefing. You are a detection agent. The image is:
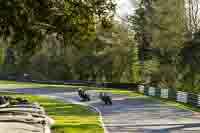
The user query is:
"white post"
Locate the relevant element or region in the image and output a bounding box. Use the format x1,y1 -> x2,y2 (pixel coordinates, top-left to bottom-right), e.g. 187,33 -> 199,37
197,95 -> 200,107
177,91 -> 188,103
139,85 -> 144,94
149,87 -> 156,96
161,89 -> 169,99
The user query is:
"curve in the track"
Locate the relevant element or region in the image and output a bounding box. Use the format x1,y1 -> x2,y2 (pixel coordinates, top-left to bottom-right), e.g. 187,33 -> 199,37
1,86 -> 200,133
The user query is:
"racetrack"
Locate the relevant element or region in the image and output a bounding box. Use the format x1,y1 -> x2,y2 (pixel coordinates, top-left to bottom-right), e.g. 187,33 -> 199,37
0,85 -> 200,133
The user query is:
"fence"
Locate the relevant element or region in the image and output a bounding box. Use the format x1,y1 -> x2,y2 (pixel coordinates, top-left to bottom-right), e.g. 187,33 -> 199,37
137,85 -> 200,107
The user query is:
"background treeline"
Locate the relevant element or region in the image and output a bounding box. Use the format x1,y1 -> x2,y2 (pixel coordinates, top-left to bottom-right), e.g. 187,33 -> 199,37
0,0 -> 200,93
129,0 -> 200,93
0,0 -> 135,82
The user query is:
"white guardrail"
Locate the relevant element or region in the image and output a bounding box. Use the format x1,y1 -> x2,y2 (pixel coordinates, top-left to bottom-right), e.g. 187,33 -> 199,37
138,85 -> 200,107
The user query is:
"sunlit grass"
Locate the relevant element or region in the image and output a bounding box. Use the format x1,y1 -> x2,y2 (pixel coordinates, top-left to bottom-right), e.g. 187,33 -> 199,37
0,92 -> 103,133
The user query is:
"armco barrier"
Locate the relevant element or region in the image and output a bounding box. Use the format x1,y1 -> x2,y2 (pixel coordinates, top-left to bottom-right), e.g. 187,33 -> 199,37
14,79 -> 139,90
188,93 -> 198,106
103,82 -> 138,89
177,91 -> 188,103
149,87 -> 156,96
160,89 -> 168,99
168,89 -> 177,100
144,86 -> 149,96
198,95 -> 200,107
137,85 -> 200,108
155,88 -> 161,97
138,85 -> 144,94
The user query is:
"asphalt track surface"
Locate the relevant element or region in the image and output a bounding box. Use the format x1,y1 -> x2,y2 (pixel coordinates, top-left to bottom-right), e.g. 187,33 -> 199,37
1,85 -> 200,133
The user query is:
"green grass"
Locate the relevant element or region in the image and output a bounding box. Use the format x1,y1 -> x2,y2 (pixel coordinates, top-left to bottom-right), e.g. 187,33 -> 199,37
0,92 -> 103,133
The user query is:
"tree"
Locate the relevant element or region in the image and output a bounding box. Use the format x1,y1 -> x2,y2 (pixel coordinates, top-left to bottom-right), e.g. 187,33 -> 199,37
0,0 -> 116,73
25,20 -> 137,82
185,0 -> 200,33
177,32 -> 200,92
129,0 -> 186,87
0,46 -> 4,71
0,0 -> 116,55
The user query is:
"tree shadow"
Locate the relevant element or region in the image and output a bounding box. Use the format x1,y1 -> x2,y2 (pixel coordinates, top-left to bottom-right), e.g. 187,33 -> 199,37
0,87 -> 75,94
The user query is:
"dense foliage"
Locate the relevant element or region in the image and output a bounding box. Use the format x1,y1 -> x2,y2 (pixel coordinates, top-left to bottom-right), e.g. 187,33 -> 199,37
0,0 -> 199,93
0,0 -> 136,82
129,0 -> 200,92
0,0 -> 115,57
27,23 -> 135,82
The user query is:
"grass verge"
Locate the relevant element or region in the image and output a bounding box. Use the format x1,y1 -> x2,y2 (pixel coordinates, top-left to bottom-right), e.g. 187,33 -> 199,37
0,92 -> 103,133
